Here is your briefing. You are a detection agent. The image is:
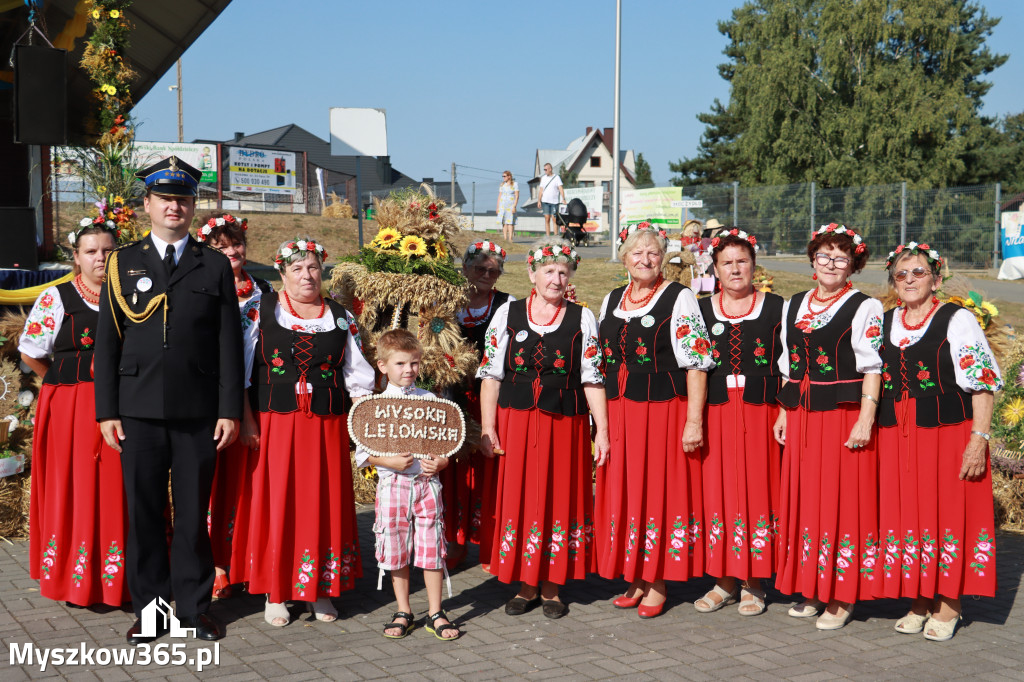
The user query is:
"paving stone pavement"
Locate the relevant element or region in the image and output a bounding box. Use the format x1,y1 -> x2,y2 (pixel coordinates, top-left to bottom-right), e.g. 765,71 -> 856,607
2,508 -> 1022,681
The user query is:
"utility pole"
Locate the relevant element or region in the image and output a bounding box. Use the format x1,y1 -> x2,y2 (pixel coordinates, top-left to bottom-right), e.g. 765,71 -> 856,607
471,181 -> 476,230
451,162 -> 456,205
610,0 -> 621,262
175,59 -> 183,142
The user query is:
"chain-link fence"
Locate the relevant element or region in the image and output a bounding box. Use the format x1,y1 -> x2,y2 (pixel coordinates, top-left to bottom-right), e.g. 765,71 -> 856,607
676,181 -> 1003,267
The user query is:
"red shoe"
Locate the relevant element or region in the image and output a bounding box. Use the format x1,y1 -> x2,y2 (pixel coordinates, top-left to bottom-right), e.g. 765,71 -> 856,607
212,573 -> 232,600
638,600 -> 665,619
613,594 -> 642,609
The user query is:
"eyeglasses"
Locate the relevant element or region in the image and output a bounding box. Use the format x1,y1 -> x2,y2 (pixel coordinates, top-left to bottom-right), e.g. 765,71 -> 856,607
472,265 -> 502,276
893,267 -> 931,282
814,252 -> 850,269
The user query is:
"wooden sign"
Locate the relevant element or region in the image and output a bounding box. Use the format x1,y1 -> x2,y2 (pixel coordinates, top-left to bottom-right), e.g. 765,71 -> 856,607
348,394 -> 466,459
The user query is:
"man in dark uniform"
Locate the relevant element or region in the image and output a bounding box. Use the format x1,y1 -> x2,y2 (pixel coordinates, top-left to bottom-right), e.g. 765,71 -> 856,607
94,156 -> 242,644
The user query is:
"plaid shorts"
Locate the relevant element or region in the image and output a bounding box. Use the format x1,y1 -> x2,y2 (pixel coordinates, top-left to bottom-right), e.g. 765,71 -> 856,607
373,474 -> 446,571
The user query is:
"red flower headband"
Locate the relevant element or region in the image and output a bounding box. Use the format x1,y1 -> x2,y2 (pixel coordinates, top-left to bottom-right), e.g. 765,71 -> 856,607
274,238 -> 328,271
616,220 -> 668,248
527,242 -> 580,270
197,214 -> 247,242
813,222 -> 865,254
710,228 -> 759,253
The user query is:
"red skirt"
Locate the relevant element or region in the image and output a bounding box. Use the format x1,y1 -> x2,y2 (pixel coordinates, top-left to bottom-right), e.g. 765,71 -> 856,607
876,399 -> 996,598
776,403 -> 878,603
701,389 -> 781,580
246,411 -> 362,602
208,438 -> 258,581
29,382 -> 129,606
595,395 -> 704,583
487,407 -> 595,585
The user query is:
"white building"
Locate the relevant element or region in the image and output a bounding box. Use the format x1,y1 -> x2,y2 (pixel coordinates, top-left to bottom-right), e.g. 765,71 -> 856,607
527,126 -> 637,204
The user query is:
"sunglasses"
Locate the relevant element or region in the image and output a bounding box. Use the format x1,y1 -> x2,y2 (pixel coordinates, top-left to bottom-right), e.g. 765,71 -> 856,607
893,267 -> 931,282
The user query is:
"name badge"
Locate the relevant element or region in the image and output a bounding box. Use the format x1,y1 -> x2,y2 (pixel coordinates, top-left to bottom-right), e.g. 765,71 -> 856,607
136,277 -> 152,293
640,315 -> 655,328
711,322 -> 725,336
515,330 -> 529,342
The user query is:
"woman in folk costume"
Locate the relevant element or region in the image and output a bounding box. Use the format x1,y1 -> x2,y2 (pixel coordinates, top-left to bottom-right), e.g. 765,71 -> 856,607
772,223 -> 884,630
593,221 -> 714,619
876,243 -> 1000,641
444,240 -> 515,569
478,239 -> 608,619
20,220 -> 126,606
246,238 -> 375,626
695,229 -> 783,617
196,213 -> 272,600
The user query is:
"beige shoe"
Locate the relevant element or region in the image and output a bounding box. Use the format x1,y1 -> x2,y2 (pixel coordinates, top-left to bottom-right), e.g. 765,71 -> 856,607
923,614 -> 961,641
307,597 -> 338,622
815,604 -> 854,630
787,598 -> 825,618
264,599 -> 291,627
894,611 -> 929,634
694,584 -> 738,613
738,587 -> 766,616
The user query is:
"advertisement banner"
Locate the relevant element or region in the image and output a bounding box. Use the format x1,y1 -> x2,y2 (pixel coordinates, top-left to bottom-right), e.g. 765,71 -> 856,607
998,210 -> 1024,280
564,186 -> 604,233
619,187 -> 682,228
134,141 -> 217,183
229,147 -> 296,194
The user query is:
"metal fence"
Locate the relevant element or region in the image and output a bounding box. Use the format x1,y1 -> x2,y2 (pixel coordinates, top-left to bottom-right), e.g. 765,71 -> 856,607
677,181 -> 1003,267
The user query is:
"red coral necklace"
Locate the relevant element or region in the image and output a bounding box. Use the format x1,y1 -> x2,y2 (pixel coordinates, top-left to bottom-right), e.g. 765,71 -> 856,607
621,274 -> 663,310
236,271 -> 254,299
717,290 -> 757,319
283,290 -> 325,320
901,296 -> 940,331
74,275 -> 100,305
806,281 -> 851,316
528,289 -> 562,326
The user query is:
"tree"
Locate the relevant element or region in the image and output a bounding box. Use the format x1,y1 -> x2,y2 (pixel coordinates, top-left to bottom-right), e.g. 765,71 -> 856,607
557,163 -> 579,189
634,153 -> 654,188
670,0 -> 1007,189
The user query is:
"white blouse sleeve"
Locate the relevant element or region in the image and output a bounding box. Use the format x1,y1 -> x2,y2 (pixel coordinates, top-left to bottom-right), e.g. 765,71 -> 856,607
475,300 -> 512,382
17,286 -> 64,360
240,297 -> 261,389
342,309 -> 376,397
949,308 -> 1003,392
597,292 -> 612,325
671,287 -> 714,371
778,298 -> 791,380
851,297 -> 884,374
579,306 -> 604,385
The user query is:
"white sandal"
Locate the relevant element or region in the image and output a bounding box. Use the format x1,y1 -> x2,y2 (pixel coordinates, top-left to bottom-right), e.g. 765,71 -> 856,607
815,604 -> 854,630
787,598 -> 825,618
264,598 -> 291,627
894,611 -> 929,634
694,584 -> 738,613
307,597 -> 338,622
738,586 -> 766,616
923,614 -> 961,641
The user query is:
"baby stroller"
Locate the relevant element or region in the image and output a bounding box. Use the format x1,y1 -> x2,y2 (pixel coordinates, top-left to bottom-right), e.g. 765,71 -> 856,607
557,198 -> 590,246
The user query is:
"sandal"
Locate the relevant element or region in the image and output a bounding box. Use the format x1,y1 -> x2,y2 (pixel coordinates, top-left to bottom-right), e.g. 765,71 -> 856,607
307,597 -> 338,622
738,586 -> 766,617
264,599 -> 290,627
383,611 -> 416,639
212,572 -> 232,600
815,604 -> 855,630
694,584 -> 738,613
923,614 -> 961,642
894,611 -> 929,634
787,598 -> 825,618
425,610 -> 461,640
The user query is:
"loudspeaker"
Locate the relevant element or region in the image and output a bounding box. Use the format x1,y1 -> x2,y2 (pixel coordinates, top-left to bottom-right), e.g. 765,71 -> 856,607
0,208 -> 39,269
14,45 -> 67,145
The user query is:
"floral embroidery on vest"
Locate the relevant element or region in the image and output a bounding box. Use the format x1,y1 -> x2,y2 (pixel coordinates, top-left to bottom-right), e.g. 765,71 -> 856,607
634,338 -> 652,364
320,354 -> 334,380
552,349 -> 568,373
270,348 -> 286,375
512,348 -> 527,372
814,346 -> 833,374
789,345 -> 800,373
881,363 -> 893,391
753,338 -> 768,366
915,361 -> 935,390
80,327 -> 94,349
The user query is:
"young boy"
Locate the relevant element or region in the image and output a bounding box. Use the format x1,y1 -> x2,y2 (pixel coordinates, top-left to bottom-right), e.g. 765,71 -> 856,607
356,329 -> 461,640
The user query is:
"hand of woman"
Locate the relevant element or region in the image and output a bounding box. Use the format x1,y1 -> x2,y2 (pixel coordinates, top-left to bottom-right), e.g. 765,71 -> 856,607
681,418 -> 703,453
959,436 -> 988,481
593,430 -> 610,467
480,426 -> 502,458
845,417 -> 873,450
240,409 -> 260,450
773,410 -> 787,445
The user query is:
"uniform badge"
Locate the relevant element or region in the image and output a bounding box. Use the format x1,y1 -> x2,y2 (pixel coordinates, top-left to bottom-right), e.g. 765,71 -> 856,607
712,322 -> 725,336
137,277 -> 153,292
515,330 -> 529,342
640,315 -> 655,328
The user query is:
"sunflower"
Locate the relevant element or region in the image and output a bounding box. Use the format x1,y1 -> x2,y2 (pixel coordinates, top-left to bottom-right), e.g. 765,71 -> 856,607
433,238 -> 449,259
372,227 -> 402,249
399,235 -> 428,257
982,301 -> 999,317
1003,396 -> 1024,427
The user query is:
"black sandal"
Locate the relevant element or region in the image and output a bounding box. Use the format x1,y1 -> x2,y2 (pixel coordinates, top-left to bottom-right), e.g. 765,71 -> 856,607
382,611 -> 416,639
425,610 -> 461,640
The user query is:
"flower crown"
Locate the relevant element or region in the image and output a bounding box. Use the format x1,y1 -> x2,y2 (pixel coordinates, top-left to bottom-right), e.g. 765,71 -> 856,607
813,222 -> 865,254
69,216 -> 118,246
885,242 -> 944,271
197,214 -> 247,242
616,221 -> 667,248
274,238 -> 328,271
467,240 -> 507,261
527,243 -> 580,270
710,228 -> 759,254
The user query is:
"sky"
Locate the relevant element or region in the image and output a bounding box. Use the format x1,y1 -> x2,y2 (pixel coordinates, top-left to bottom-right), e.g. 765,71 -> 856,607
131,0 -> 1024,194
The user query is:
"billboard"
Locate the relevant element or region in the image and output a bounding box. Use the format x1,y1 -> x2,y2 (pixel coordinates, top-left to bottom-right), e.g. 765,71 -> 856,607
564,186 -> 604,233
229,147 -> 296,194
998,209 -> 1024,280
619,187 -> 682,228
134,141 -> 217,183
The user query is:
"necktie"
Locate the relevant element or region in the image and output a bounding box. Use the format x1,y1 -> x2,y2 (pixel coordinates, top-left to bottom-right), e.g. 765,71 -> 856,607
163,244 -> 176,278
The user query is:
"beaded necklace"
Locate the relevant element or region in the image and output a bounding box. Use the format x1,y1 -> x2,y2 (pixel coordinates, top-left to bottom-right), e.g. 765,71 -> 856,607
235,271 -> 254,299
74,274 -> 100,305
717,290 -> 756,319
282,290 -> 325,320
621,274 -> 663,310
527,289 -> 562,326
901,296 -> 941,331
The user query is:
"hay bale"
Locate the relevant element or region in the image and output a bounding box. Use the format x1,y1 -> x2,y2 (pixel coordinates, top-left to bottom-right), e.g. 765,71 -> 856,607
322,192 -> 353,220
993,469 -> 1024,532
0,472 -> 29,539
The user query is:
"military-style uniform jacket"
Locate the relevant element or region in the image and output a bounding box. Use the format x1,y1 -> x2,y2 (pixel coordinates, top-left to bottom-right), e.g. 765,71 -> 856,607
93,234 -> 244,421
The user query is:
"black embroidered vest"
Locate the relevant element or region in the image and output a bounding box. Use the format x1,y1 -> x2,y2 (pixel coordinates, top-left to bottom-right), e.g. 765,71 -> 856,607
461,290 -> 511,356
777,290 -> 869,411
42,282 -> 99,386
699,293 -> 784,406
878,304 -> 973,427
497,300 -> 587,416
254,295 -> 352,416
600,282 -> 689,401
